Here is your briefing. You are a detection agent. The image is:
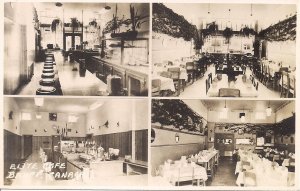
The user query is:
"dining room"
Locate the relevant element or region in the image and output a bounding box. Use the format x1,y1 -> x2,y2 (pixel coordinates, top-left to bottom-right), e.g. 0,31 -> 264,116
150,99 -> 295,187
151,3 -> 296,98
3,97 -> 148,187
4,2 -> 150,96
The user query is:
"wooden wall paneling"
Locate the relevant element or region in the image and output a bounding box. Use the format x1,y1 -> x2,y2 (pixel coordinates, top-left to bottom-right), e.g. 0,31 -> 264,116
32,136 -> 52,151
93,131 -> 132,157
4,130 -> 22,177
135,129 -> 148,162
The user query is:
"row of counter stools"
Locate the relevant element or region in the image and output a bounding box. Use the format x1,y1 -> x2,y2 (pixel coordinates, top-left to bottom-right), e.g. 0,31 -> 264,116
36,54 -> 58,95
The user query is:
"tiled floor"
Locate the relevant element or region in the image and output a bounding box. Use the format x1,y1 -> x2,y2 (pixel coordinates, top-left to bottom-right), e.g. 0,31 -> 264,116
179,65 -> 281,98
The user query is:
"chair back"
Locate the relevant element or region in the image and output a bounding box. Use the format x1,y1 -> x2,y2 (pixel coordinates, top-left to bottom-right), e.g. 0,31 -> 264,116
219,88 -> 240,97
152,79 -> 161,92
282,71 -> 289,87
111,77 -> 122,95
289,76 -> 295,90
168,67 -> 180,80
160,71 -> 172,78
206,79 -> 210,94
186,62 -> 194,70
208,73 -> 213,83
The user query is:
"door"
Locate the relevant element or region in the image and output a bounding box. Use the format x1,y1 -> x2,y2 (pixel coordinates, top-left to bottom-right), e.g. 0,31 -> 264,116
214,133 -> 234,157
52,135 -> 60,152
22,135 -> 32,159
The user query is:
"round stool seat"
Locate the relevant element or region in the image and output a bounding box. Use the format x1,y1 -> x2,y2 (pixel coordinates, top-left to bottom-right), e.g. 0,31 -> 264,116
45,57 -> 54,61
44,66 -> 54,70
39,79 -> 55,86
36,86 -> 56,95
41,73 -> 55,78
42,69 -> 54,73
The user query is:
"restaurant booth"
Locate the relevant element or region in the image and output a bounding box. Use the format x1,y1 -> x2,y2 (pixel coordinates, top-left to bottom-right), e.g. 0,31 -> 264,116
150,99 -> 295,187
3,97 -> 148,186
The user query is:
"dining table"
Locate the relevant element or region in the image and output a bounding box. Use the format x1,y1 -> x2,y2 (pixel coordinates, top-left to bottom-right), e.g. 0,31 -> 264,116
152,74 -> 175,92
194,150 -> 219,172
207,74 -> 258,97
159,160 -> 208,186
235,150 -> 295,187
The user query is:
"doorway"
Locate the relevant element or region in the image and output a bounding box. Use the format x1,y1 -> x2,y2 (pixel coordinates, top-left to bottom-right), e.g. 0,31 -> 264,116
214,133 -> 234,157
22,135 -> 32,159
52,135 -> 60,152
63,33 -> 83,50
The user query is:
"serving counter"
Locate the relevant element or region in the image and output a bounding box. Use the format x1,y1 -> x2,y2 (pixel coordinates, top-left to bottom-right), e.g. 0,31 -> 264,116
87,56 -> 149,96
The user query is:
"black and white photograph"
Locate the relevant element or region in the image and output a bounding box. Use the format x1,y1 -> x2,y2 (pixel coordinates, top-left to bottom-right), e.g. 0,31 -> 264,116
4,2 -> 149,96
150,99 -> 295,187
151,3 -> 296,98
3,97 -> 148,187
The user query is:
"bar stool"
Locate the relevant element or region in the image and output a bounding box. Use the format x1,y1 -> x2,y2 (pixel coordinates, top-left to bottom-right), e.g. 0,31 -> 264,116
41,73 -> 55,78
39,79 -> 55,86
36,87 -> 57,95
42,69 -> 54,73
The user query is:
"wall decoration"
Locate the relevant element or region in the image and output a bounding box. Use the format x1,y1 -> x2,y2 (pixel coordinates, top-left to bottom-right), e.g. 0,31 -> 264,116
9,111 -> 13,120
259,15 -> 296,41
49,113 -> 57,121
152,3 -> 202,49
152,99 -> 206,135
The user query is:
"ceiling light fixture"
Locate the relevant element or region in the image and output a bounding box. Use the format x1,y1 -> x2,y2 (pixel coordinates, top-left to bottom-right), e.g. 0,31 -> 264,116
220,100 -> 228,119
36,113 -> 42,119
34,97 -> 44,107
68,115 -> 78,123
89,101 -> 103,110
55,2 -> 63,7
266,101 -> 272,117
22,113 -> 32,120
240,107 -> 246,123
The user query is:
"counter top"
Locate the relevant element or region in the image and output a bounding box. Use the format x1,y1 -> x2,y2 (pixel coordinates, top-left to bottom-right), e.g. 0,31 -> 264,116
92,56 -> 149,76
64,153 -> 124,170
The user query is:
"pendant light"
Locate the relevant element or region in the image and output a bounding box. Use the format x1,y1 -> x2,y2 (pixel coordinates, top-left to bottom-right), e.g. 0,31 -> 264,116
266,101 -> 272,117
240,107 -> 246,123
221,100 -> 228,119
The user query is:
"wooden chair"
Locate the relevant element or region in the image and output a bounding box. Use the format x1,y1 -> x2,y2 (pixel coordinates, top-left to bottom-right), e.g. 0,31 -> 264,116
168,67 -> 184,96
219,88 -> 240,97
205,79 -> 210,95
208,73 -> 213,84
289,76 -> 295,98
152,79 -> 161,97
280,71 -> 289,98
186,62 -> 195,83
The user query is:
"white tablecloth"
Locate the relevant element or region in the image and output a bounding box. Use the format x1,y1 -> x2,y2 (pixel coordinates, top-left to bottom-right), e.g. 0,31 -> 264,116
207,75 -> 258,97
152,75 -> 175,92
